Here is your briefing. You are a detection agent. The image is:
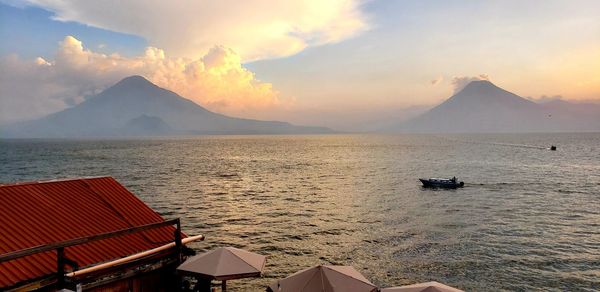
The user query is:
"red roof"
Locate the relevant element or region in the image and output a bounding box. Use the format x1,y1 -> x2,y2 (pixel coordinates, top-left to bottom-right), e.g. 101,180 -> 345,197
0,177 -> 182,288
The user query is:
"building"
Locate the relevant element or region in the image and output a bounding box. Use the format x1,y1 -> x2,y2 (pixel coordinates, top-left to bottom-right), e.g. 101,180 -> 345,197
0,177 -> 201,291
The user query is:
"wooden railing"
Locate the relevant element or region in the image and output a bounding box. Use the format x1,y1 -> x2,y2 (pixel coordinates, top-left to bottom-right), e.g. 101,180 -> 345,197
0,218 -> 183,289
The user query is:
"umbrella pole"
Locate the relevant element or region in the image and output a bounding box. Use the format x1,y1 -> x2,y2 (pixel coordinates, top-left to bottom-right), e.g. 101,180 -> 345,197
221,280 -> 227,292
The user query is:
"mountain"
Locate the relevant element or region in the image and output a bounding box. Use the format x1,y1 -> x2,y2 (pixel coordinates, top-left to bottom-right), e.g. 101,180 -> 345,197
394,80 -> 600,133
122,115 -> 172,136
0,76 -> 332,137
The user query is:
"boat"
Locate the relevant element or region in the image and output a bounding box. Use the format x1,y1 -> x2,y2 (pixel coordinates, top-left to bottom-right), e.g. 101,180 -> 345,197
550,145 -> 557,151
419,177 -> 464,188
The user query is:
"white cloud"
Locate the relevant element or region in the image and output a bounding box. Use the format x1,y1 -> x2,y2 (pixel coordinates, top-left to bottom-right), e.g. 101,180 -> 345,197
16,0 -> 370,61
0,36 -> 286,124
527,94 -> 564,103
430,76 -> 443,86
451,74 -> 490,93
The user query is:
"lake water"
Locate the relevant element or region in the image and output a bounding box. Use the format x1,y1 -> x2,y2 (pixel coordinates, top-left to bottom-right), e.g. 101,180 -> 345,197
1,133 -> 599,291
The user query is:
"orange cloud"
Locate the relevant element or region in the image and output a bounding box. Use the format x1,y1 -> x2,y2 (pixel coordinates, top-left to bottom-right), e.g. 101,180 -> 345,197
503,46 -> 600,102
544,47 -> 600,99
0,36 -> 287,124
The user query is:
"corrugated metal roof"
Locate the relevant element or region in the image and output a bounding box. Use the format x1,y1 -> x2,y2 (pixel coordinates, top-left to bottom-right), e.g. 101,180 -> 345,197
0,177 -> 183,288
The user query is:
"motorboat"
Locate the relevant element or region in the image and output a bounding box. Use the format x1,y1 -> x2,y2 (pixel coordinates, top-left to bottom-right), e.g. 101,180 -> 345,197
419,177 -> 464,188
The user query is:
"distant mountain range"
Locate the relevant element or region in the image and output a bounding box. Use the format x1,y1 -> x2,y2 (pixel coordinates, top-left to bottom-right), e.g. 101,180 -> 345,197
2,77 -> 597,137
0,76 -> 332,137
392,80 -> 600,133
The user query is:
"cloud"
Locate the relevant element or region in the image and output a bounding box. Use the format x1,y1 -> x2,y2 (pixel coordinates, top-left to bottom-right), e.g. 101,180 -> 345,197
0,36 -> 285,124
16,0 -> 370,61
430,76 -> 443,86
451,74 -> 490,93
527,95 -> 564,103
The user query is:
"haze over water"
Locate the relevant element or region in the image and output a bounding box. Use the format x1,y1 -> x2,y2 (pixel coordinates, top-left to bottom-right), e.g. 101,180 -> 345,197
1,133 -> 599,291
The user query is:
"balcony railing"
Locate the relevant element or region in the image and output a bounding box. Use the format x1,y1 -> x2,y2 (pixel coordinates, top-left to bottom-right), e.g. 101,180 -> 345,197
0,218 -> 183,290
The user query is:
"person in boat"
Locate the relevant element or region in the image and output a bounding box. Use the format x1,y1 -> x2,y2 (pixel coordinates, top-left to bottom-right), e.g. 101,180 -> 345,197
452,176 -> 456,182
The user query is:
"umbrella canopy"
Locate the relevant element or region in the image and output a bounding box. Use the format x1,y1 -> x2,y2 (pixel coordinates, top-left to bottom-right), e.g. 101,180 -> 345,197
381,281 -> 463,292
177,247 -> 266,281
268,265 -> 377,292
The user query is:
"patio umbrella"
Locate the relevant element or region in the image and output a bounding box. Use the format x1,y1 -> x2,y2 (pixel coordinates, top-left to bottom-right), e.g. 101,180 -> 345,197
381,281 -> 463,292
268,265 -> 377,292
177,247 -> 266,291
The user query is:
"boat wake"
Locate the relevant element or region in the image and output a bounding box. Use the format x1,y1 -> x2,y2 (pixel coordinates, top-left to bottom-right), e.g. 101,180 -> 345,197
444,136 -> 551,150
482,142 -> 548,150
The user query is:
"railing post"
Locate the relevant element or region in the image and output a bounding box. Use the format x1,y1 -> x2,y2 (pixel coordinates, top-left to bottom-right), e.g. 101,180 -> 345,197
174,219 -> 183,292
57,247 -> 65,289
174,218 -> 182,264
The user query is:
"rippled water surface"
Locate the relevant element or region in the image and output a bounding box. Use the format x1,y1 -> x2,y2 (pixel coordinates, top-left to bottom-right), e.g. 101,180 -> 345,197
1,134 -> 599,291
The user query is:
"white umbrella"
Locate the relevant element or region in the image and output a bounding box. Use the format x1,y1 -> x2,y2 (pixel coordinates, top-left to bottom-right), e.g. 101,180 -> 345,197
381,281 -> 463,292
268,265 -> 377,292
178,247 -> 266,291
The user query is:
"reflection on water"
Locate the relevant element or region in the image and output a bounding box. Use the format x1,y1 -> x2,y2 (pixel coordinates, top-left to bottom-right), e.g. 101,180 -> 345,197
1,133 -> 599,291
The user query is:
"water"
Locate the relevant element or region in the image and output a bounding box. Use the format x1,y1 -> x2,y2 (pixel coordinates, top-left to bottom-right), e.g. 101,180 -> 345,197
1,133 -> 599,291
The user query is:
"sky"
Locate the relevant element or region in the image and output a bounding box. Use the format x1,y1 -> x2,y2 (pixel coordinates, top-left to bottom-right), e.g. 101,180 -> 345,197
0,0 -> 599,129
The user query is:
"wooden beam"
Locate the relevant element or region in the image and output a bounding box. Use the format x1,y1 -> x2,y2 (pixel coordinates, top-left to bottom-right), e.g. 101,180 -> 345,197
0,219 -> 180,263
81,258 -> 179,290
66,235 -> 204,278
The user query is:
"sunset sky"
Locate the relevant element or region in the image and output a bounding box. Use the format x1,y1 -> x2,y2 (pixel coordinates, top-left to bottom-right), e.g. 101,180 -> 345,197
1,0 -> 599,129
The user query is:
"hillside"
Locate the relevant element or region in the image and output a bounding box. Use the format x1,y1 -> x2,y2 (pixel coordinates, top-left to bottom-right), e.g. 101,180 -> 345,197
394,80 -> 600,133
1,76 -> 332,137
